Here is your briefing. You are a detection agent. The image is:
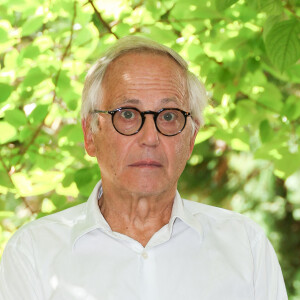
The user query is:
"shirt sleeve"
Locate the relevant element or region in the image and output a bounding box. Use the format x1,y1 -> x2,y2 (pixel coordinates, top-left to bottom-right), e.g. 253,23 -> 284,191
252,232 -> 288,300
0,232 -> 44,300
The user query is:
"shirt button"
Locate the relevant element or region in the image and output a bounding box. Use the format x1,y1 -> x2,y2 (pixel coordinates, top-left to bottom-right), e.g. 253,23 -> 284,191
142,252 -> 148,259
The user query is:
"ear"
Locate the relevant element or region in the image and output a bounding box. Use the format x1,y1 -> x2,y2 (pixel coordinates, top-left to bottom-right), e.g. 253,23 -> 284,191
82,117 -> 96,157
188,122 -> 199,158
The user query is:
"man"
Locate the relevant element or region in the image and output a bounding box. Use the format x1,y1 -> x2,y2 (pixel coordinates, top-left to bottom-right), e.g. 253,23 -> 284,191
0,36 -> 287,299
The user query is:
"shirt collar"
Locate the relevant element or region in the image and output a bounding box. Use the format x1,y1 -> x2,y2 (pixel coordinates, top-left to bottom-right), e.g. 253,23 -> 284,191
71,180 -> 109,247
169,190 -> 203,236
71,180 -> 203,248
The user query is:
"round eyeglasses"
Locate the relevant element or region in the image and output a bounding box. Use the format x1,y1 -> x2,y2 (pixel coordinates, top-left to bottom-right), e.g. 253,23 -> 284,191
92,107 -> 191,136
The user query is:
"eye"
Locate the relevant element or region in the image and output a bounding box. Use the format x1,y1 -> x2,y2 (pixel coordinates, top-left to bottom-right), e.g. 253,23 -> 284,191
161,111 -> 176,122
120,110 -> 135,120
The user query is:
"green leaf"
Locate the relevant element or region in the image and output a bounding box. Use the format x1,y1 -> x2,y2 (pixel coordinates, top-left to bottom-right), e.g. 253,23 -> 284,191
4,48 -> 19,69
29,105 -> 49,124
111,23 -> 131,38
5,109 -> 28,127
19,127 -> 34,142
230,138 -> 250,152
74,168 -> 94,187
214,129 -> 250,152
236,100 -> 259,126
50,194 -> 67,208
0,83 -> 13,103
41,198 -> 56,213
21,15 -> 44,37
143,24 -> 178,44
60,124 -> 83,144
215,0 -> 238,11
0,122 -> 17,144
0,27 -> 8,43
73,27 -> 94,47
22,67 -> 48,87
281,95 -> 300,121
259,120 -> 273,143
170,2 -> 220,20
195,128 -> 216,144
273,148 -> 300,179
255,0 -> 283,15
255,83 -> 283,112
74,166 -> 100,196
0,171 -> 14,188
20,44 -> 40,59
263,15 -> 283,41
265,19 -> 300,72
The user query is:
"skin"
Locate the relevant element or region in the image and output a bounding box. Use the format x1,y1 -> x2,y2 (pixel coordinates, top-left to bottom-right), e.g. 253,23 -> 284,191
82,52 -> 198,247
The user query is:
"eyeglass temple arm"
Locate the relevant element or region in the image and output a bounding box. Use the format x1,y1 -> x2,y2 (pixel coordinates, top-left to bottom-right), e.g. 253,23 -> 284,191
92,110 -> 112,115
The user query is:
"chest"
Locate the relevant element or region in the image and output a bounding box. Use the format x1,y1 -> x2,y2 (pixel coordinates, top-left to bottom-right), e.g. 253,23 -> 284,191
40,227 -> 254,300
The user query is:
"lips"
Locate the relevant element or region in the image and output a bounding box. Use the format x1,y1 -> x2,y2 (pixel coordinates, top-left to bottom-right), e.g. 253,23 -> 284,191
129,160 -> 162,167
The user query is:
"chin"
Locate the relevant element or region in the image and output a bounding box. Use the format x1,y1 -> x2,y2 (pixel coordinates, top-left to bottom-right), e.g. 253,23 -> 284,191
123,177 -> 170,196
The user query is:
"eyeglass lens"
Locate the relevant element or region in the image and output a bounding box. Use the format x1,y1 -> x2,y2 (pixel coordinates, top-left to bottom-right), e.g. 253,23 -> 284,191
113,108 -> 186,136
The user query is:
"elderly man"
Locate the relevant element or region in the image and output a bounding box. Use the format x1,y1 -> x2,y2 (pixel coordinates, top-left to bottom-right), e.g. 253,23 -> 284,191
0,36 -> 287,300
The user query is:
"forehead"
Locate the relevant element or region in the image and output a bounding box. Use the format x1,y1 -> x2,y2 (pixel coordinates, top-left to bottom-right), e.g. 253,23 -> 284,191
101,52 -> 188,108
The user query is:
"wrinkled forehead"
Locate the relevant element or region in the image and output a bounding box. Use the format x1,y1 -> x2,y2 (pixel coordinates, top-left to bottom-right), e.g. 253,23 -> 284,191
105,50 -> 186,79
101,51 -> 188,106
110,47 -> 187,71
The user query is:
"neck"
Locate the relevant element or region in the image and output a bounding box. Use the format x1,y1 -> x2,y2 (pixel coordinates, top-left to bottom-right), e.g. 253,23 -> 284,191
99,180 -> 176,247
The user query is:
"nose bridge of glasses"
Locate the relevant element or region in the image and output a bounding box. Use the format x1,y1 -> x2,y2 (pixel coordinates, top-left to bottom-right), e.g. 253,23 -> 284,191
140,110 -> 158,124
141,110 -> 157,118
139,110 -> 161,134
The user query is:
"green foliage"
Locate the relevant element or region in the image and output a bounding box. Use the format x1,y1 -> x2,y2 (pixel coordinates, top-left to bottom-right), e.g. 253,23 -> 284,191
265,19 -> 300,72
215,0 -> 239,11
0,0 -> 299,297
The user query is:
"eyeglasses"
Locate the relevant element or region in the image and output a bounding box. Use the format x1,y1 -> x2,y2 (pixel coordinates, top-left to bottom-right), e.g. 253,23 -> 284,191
92,107 -> 191,136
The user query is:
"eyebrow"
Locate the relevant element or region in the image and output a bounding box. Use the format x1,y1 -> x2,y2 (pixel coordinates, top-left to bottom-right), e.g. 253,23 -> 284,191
121,99 -> 140,105
161,98 -> 181,105
119,98 -> 180,106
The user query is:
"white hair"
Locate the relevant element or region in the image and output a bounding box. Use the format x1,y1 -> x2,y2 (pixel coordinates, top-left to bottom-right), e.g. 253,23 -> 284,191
81,36 -> 207,134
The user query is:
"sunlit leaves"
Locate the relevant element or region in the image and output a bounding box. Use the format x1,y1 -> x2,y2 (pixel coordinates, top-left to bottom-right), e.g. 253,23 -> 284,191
0,0 -> 300,295
74,166 -> 100,196
28,105 -> 49,124
22,67 -> 48,87
21,15 -> 44,37
4,109 -> 27,127
0,28 -> 8,43
254,0 -> 283,15
0,83 -> 13,103
282,96 -> 300,121
259,120 -> 273,143
170,1 -> 220,20
265,19 -> 300,72
0,122 -> 17,144
0,172 -> 14,189
215,0 -> 238,11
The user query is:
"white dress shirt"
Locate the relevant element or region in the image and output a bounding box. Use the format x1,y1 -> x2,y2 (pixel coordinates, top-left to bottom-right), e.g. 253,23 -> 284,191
0,180 -> 287,300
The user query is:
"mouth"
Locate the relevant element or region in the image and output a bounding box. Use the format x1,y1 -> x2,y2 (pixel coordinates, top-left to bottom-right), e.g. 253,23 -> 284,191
129,160 -> 163,168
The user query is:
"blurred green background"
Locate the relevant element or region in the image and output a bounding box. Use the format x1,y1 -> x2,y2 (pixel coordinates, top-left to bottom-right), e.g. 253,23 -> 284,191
0,0 -> 300,298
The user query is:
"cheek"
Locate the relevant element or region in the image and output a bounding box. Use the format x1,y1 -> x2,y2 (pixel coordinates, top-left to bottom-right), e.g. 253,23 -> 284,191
95,132 -> 131,172
167,138 -> 191,169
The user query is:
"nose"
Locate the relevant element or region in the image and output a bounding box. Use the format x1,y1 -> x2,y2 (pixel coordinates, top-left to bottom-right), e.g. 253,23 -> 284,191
138,115 -> 159,147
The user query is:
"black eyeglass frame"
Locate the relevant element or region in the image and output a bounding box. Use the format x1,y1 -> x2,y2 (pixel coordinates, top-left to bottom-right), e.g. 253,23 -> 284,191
92,107 -> 191,136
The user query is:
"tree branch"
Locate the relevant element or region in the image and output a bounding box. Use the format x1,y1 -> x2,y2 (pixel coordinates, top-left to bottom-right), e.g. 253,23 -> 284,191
15,1 -> 77,172
53,0 -> 77,90
284,3 -> 300,20
88,0 -> 119,39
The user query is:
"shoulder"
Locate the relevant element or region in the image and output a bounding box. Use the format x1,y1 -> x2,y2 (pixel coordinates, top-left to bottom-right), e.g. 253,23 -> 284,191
183,199 -> 265,246
7,203 -> 87,247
